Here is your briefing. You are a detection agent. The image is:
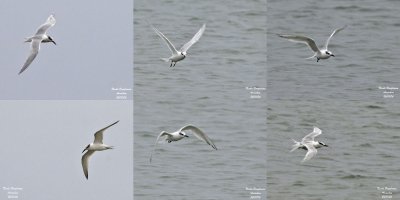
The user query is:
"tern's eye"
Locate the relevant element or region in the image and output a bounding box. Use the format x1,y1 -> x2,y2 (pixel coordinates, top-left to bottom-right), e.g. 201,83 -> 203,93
325,51 -> 329,55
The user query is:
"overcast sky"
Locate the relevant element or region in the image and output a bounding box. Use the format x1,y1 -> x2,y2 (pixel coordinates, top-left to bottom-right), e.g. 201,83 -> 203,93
0,1 -> 133,198
0,0 -> 132,100
0,100 -> 133,199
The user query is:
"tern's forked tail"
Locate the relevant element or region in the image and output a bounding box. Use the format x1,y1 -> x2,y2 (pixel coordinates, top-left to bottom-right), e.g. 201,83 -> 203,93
306,53 -> 317,60
24,37 -> 33,43
160,58 -> 169,62
290,139 -> 301,152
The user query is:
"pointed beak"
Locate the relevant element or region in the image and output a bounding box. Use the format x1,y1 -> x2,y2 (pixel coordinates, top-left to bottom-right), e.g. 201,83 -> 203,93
185,135 -> 189,137
51,40 -> 57,45
324,144 -> 329,147
331,54 -> 335,57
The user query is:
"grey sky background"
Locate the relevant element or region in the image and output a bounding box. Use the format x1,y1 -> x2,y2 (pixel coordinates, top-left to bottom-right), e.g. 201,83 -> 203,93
0,0 -> 132,100
0,100 -> 133,199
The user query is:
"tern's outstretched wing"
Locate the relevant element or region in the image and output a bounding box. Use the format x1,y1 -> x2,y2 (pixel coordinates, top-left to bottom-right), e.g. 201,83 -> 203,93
278,34 -> 319,53
152,25 -> 179,55
149,131 -> 171,163
19,39 -> 41,75
180,125 -> 217,150
301,126 -> 322,143
35,14 -> 56,36
180,24 -> 206,53
94,121 -> 119,144
302,143 -> 317,162
324,25 -> 347,50
81,150 -> 95,179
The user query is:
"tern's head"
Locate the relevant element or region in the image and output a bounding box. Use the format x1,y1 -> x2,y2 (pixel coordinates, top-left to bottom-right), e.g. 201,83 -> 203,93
48,36 -> 57,45
179,132 -> 189,138
325,51 -> 334,57
181,52 -> 187,57
82,144 -> 90,153
318,141 -> 328,147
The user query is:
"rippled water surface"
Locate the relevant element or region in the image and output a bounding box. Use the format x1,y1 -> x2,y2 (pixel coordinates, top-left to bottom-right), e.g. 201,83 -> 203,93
134,0 -> 266,199
267,0 -> 400,199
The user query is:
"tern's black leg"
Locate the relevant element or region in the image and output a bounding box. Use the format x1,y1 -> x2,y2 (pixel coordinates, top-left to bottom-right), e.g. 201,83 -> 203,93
317,58 -> 320,62
169,62 -> 173,67
173,62 -> 176,67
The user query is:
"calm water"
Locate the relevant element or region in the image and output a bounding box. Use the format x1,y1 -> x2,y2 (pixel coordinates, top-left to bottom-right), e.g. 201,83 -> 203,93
267,0 -> 400,199
134,0 -> 266,199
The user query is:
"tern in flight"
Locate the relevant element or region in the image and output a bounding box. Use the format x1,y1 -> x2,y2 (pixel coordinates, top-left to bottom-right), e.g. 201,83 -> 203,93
19,14 -> 57,74
290,126 -> 328,162
278,25 -> 347,62
152,23 -> 206,67
81,121 -> 119,179
150,125 -> 217,162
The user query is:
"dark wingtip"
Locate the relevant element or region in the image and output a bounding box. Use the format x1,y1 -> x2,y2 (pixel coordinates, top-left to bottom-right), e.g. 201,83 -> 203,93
109,120 -> 120,127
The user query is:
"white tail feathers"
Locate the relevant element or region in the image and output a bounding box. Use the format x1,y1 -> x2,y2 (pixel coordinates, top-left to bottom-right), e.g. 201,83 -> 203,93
306,53 -> 317,59
160,58 -> 169,62
290,139 -> 301,152
24,37 -> 33,43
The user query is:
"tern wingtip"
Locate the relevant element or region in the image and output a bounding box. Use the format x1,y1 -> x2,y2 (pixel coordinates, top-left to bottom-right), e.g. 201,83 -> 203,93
277,34 -> 286,38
